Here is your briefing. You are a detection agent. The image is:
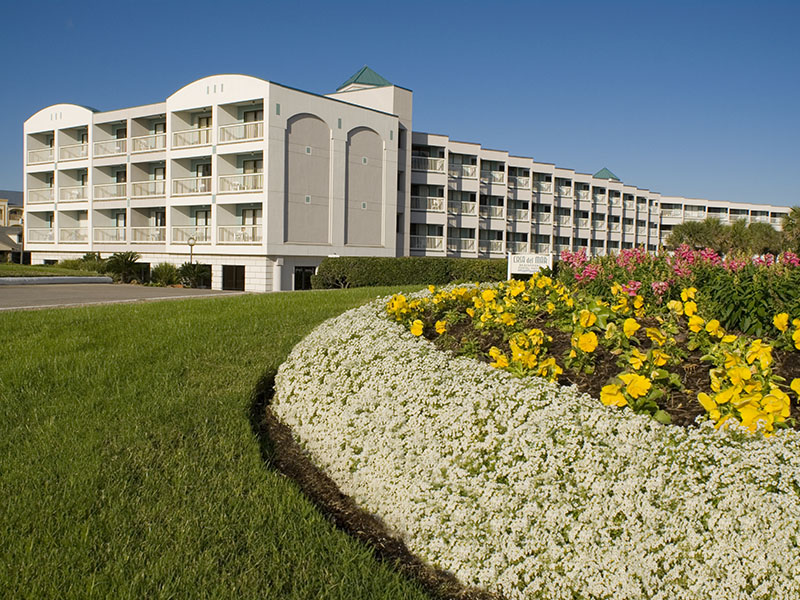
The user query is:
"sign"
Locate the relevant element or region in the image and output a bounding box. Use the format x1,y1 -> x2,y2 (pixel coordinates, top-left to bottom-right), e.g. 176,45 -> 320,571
507,253 -> 552,277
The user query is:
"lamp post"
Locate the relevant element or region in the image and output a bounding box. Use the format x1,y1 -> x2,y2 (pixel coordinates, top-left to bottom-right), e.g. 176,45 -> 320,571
187,236 -> 196,264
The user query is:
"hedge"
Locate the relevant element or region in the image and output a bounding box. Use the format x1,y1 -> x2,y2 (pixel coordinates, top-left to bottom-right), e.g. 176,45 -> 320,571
310,256 -> 508,289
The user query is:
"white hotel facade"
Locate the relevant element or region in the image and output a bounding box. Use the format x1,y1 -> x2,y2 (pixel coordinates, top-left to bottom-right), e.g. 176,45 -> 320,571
23,67 -> 790,291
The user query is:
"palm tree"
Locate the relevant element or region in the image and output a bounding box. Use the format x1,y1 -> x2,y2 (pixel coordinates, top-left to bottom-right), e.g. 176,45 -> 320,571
781,206 -> 800,252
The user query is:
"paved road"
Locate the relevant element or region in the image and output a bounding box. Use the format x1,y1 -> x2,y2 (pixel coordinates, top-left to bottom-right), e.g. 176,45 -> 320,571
0,283 -> 243,311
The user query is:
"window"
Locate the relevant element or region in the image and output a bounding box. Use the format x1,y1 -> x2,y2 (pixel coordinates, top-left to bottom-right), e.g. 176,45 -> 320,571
80,132 -> 89,144
196,163 -> 212,178
115,127 -> 127,139
115,169 -> 127,184
242,208 -> 262,226
115,212 -> 126,228
195,209 -> 210,226
153,167 -> 165,180
153,211 -> 166,227
197,115 -> 212,129
243,109 -> 263,122
154,122 -> 166,134
243,159 -> 263,174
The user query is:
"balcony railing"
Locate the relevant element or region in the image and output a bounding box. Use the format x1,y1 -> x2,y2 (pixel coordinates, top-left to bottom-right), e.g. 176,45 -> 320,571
508,175 -> 530,189
684,212 -> 706,221
590,247 -> 605,257
448,164 -> 478,179
480,170 -> 505,184
173,226 -> 211,244
479,205 -> 504,218
554,244 -> 571,254
410,235 -> 444,251
411,156 -> 446,173
623,200 -> 634,210
624,224 -> 635,233
575,218 -> 589,228
130,180 -> 165,198
592,221 -> 607,231
218,174 -> 263,194
59,227 -> 89,242
131,226 -> 166,243
93,227 -> 127,243
218,121 -> 263,143
28,148 -> 54,164
575,189 -> 590,201
28,188 -> 54,203
447,201 -> 477,216
637,227 -> 647,235
27,228 -> 54,242
173,127 -> 212,148
94,182 -> 128,200
556,215 -> 572,225
59,185 -> 88,202
173,177 -> 212,196
218,225 -> 262,244
59,143 -> 88,161
556,186 -> 572,197
508,241 -> 529,253
532,212 -> 552,224
94,139 -> 126,156
131,133 -> 167,153
508,209 -> 529,221
479,239 -> 504,253
609,196 -> 621,207
533,181 -> 552,193
771,217 -> 785,226
533,243 -> 551,254
592,194 -> 607,204
609,222 -> 621,232
447,238 -> 476,252
411,196 -> 444,212
661,208 -> 682,217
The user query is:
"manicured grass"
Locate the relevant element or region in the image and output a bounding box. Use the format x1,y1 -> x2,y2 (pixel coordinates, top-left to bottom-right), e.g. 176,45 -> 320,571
0,287 -> 430,600
0,263 -> 100,277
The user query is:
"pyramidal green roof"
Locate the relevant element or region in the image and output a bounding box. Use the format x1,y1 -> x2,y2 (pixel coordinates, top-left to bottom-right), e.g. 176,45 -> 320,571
593,167 -> 620,181
337,66 -> 392,91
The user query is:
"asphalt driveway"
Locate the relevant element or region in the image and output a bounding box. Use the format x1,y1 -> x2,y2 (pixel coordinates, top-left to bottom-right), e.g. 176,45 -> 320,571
0,283 -> 243,311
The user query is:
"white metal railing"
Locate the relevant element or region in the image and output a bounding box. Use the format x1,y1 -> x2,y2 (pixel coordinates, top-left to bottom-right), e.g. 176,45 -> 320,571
27,228 -> 54,242
557,215 -> 572,225
623,200 -> 634,210
557,186 -> 572,197
218,225 -> 262,244
173,177 -> 212,196
554,244 -> 571,253
533,243 -> 551,253
532,212 -> 552,224
533,181 -> 552,193
480,170 -> 506,184
508,209 -> 529,221
508,241 -> 528,253
624,224 -> 634,233
411,156 -> 446,172
479,205 -> 504,218
131,133 -> 167,153
173,128 -> 212,148
131,227 -> 166,243
27,148 -> 54,164
685,212 -> 706,221
59,143 -> 88,161
28,188 -> 54,203
609,196 -> 621,207
661,208 -> 682,217
591,247 -> 605,257
93,227 -> 126,243
576,189 -> 590,201
575,218 -> 589,228
411,196 -> 444,212
447,238 -> 475,252
59,185 -> 88,202
592,221 -> 607,231
447,201 -> 477,215
609,222 -> 621,232
479,240 -> 504,253
448,164 -> 478,179
410,235 -> 444,251
592,194 -> 607,204
130,180 -> 165,198
751,215 -> 770,223
508,175 -> 530,189
59,227 -> 89,242
771,217 -> 784,225
637,227 -> 647,235
218,174 -> 263,193
173,226 -> 211,244
94,139 -> 126,156
650,206 -> 660,213
218,121 -> 263,143
94,182 -> 128,200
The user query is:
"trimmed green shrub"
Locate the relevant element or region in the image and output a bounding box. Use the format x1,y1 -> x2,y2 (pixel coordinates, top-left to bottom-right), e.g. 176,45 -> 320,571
151,263 -> 180,286
179,262 -> 211,288
310,256 -> 507,289
105,252 -> 142,283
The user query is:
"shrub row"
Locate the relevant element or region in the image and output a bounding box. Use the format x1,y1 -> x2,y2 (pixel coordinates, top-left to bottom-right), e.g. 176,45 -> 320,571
310,256 -> 508,289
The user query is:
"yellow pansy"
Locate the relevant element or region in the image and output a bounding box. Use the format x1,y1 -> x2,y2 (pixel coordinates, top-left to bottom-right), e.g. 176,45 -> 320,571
500,312 -> 516,326
435,320 -> 447,335
667,300 -> 684,316
792,378 -> 800,397
651,349 -> 669,367
745,339 -> 772,369
619,373 -> 652,399
705,319 -> 722,336
481,289 -> 497,302
773,313 -> 789,332
488,346 -> 509,369
546,302 -> 556,314
683,301 -> 698,317
600,384 -> 628,407
715,387 -> 738,405
577,332 -> 598,353
410,320 -> 424,336
579,309 -> 597,328
681,287 -> 697,301
466,307 -> 475,317
697,392 -> 721,421
721,334 -> 738,343
628,348 -> 647,370
633,295 -> 644,310
610,283 -> 623,296
688,315 -> 705,333
728,365 -> 752,386
793,329 -> 800,350
623,318 -> 641,338
645,327 -> 666,346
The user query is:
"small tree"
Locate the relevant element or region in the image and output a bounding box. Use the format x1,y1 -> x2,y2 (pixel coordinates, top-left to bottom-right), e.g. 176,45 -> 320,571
105,251 -> 141,283
151,262 -> 180,286
179,262 -> 211,288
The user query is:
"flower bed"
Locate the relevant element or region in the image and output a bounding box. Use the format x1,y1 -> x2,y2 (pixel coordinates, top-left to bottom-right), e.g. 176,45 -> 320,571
273,296 -> 800,599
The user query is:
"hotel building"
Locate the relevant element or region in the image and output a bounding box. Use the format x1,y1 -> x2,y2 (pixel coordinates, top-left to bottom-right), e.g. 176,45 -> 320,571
23,67 -> 790,291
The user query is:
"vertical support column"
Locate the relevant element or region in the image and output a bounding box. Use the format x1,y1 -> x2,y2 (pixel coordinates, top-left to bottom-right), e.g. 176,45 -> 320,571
272,257 -> 283,292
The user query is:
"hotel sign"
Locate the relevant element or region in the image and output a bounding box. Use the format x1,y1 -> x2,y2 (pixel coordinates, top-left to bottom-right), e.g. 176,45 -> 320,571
508,253 -> 552,276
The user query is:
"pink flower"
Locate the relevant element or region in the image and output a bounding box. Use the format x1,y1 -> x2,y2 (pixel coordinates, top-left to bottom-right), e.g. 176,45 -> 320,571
621,280 -> 642,296
780,251 -> 800,267
650,281 -> 670,298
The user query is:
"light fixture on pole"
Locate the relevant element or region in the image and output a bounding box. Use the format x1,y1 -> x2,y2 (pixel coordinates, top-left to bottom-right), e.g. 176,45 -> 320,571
187,236 -> 196,264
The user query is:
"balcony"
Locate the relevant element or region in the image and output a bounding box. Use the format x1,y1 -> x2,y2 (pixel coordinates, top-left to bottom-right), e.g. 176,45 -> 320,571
410,235 -> 444,251
27,228 -> 54,242
411,196 -> 444,212
94,139 -> 127,156
94,183 -> 128,201
131,180 -> 165,198
131,226 -> 166,243
218,225 -> 262,244
59,227 -> 89,243
661,208 -> 681,218
533,243 -> 551,254
131,133 -> 167,153
554,244 -> 570,254
447,201 -> 477,216
533,181 -> 552,193
448,164 -> 478,179
508,175 -> 530,189
592,221 -> 607,231
575,189 -> 590,201
609,222 -> 621,232
218,122 -> 263,144
684,212 -> 706,222
609,196 -> 621,207
173,128 -> 212,148
508,241 -> 529,253
447,238 -> 475,252
637,227 -> 647,235
28,188 -> 54,204
27,148 -> 54,164
575,218 -> 589,229
590,247 -> 605,257
508,209 -> 529,221
556,214 -> 572,226
771,216 -> 785,226
93,227 -> 127,243
59,143 -> 88,161
532,212 -> 552,224
218,174 -> 263,194
59,185 -> 88,202
624,224 -> 635,233
173,226 -> 211,244
479,240 -> 504,253
480,170 -> 505,184
411,156 -> 446,173
556,186 -> 572,197
623,200 -> 634,210
479,205 -> 504,218
592,193 -> 607,204
173,177 -> 212,196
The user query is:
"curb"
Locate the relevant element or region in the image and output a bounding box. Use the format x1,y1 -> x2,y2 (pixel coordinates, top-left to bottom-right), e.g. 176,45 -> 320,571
0,276 -> 114,285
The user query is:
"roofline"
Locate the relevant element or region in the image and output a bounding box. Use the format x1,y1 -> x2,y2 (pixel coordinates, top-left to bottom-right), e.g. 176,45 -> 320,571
273,82 -> 399,118
333,83 -> 413,94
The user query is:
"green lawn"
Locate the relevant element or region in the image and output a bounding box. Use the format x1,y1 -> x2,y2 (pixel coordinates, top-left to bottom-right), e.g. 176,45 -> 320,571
0,263 -> 100,277
0,288 -> 430,600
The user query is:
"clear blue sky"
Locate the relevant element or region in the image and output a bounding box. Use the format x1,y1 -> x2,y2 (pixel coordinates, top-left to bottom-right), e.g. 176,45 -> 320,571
2,0 -> 798,206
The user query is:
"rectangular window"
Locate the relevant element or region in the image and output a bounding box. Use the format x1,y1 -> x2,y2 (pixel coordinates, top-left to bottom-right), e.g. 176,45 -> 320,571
243,109 -> 263,122
115,169 -> 127,183
195,209 -> 211,226
115,127 -> 127,139
243,159 -> 263,174
153,167 -> 165,180
154,122 -> 166,134
198,116 -> 212,129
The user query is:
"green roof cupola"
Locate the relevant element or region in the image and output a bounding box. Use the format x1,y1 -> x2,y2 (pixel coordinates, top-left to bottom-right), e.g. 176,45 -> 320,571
593,167 -> 620,181
337,66 -> 393,92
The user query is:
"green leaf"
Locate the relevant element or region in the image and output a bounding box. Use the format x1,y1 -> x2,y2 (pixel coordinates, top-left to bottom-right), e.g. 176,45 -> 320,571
654,410 -> 672,424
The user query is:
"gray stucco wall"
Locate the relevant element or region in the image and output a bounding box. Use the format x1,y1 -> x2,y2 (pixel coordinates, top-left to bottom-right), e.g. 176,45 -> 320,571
285,115 -> 330,244
345,127 -> 382,246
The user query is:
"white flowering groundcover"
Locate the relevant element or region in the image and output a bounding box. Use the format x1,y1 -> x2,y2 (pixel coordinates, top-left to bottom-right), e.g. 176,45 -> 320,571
273,296 -> 800,600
